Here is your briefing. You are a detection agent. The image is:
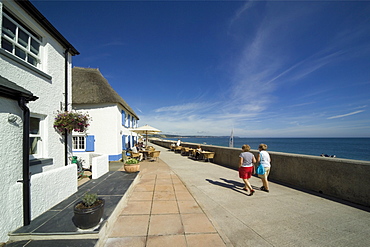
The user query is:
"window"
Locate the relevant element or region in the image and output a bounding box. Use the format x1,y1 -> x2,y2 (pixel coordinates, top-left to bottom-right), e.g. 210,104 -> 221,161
122,110 -> 126,126
30,117 -> 42,158
73,135 -> 95,151
72,136 -> 85,150
126,114 -> 130,128
1,11 -> 41,67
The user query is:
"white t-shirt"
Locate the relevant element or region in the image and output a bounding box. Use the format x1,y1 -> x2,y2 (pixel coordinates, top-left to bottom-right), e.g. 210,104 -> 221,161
131,146 -> 139,153
259,150 -> 271,168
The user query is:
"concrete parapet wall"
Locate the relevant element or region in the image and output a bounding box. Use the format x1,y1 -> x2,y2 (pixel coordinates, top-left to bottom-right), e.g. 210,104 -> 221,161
151,139 -> 370,207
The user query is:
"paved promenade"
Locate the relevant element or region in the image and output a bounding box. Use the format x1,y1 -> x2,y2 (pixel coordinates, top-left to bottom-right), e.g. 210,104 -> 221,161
106,143 -> 370,247
105,154 -> 226,246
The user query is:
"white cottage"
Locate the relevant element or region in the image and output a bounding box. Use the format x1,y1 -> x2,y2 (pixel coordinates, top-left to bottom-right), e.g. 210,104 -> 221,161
72,67 -> 139,163
0,0 -> 79,242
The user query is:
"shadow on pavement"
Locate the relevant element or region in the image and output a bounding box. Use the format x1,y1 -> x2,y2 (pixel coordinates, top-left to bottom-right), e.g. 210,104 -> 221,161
205,178 -> 251,196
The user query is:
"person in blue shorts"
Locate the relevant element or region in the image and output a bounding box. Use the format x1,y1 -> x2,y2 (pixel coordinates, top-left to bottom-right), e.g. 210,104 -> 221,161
257,143 -> 271,192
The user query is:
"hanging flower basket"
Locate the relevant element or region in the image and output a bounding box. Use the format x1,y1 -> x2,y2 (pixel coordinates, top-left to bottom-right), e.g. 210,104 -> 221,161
53,111 -> 91,134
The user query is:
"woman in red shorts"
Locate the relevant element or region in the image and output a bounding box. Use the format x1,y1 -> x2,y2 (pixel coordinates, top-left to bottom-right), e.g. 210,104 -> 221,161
239,144 -> 256,196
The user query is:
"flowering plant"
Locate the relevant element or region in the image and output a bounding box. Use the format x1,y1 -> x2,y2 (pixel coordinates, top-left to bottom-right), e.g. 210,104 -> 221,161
125,158 -> 139,165
53,111 -> 91,134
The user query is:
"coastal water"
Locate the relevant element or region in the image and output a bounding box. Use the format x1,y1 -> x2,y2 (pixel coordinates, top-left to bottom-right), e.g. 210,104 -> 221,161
165,137 -> 370,162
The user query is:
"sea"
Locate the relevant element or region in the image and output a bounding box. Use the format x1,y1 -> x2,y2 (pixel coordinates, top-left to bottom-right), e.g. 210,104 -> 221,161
165,137 -> 370,162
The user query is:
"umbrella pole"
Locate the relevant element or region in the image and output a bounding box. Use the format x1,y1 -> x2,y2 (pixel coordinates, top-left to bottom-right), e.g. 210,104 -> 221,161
146,131 -> 148,147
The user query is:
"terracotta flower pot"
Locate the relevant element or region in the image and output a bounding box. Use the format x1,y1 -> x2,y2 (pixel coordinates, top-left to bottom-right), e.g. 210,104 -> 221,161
124,164 -> 140,173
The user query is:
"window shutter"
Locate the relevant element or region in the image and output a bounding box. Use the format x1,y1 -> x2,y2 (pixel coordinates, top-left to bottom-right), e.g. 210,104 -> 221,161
122,135 -> 127,150
86,135 -> 95,152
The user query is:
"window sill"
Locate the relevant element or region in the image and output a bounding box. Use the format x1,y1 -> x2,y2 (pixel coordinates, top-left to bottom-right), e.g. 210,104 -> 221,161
0,49 -> 52,80
30,158 -> 53,167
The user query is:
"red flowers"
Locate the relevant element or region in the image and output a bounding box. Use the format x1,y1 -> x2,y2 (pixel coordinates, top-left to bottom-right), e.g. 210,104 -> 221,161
53,111 -> 91,134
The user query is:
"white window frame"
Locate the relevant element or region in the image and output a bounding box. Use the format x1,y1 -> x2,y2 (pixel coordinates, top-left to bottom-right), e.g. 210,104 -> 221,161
29,115 -> 44,159
1,12 -> 42,67
72,135 -> 86,151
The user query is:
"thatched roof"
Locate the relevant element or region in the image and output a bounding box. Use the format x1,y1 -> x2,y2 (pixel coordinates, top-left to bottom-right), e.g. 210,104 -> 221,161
72,67 -> 138,119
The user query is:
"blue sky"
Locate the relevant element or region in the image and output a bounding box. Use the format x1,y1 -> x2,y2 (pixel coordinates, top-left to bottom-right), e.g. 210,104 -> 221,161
32,0 -> 370,137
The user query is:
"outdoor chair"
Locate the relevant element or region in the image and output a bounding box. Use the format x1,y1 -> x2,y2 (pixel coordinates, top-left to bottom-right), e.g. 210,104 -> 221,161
174,146 -> 182,153
128,151 -> 141,161
202,152 -> 215,162
181,147 -> 190,156
188,148 -> 196,157
149,150 -> 160,162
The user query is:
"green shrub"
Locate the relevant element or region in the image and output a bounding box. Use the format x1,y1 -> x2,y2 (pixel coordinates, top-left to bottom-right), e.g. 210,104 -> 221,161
82,192 -> 98,207
125,158 -> 139,164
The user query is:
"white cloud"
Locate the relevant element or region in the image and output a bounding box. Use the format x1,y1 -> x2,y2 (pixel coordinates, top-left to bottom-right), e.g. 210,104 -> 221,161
136,2 -> 370,137
229,1 -> 255,27
154,102 -> 218,113
327,110 -> 364,120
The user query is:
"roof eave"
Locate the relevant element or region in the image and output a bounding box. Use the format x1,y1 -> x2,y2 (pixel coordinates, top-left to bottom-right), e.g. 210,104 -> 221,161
118,103 -> 139,120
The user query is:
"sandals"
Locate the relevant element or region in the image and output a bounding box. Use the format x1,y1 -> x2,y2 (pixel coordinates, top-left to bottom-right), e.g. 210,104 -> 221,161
243,188 -> 255,196
260,186 -> 269,193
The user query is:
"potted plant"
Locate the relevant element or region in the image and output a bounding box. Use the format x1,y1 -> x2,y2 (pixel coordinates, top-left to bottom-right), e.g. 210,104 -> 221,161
53,110 -> 91,135
71,156 -> 84,178
124,158 -> 140,173
73,192 -> 105,229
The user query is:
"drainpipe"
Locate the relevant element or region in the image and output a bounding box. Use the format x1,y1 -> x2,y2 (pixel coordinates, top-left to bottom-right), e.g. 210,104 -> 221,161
64,48 -> 70,166
18,97 -> 31,226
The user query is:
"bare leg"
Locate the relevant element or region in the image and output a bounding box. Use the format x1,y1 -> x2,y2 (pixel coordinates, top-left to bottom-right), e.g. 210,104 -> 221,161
261,178 -> 269,191
242,179 -> 253,191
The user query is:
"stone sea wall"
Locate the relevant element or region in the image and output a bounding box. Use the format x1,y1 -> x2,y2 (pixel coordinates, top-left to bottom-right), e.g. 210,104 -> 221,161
151,139 -> 370,208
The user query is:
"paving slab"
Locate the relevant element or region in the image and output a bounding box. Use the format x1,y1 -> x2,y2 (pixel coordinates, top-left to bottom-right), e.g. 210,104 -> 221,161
8,170 -> 138,245
104,156 -> 228,247
150,143 -> 370,247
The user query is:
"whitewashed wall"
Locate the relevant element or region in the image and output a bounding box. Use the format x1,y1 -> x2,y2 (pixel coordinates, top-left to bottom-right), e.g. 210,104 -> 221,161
0,1 -> 77,242
30,165 -> 77,218
0,98 -> 24,242
71,153 -> 109,179
74,104 -> 123,159
0,1 -> 72,171
91,154 -> 109,179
